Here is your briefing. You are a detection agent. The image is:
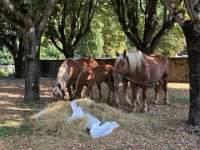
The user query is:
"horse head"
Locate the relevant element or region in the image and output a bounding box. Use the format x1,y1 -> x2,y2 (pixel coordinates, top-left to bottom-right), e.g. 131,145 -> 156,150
52,84 -> 65,100
113,50 -> 129,83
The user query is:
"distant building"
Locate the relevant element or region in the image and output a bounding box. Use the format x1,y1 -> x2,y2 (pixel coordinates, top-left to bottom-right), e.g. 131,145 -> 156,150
175,49 -> 188,57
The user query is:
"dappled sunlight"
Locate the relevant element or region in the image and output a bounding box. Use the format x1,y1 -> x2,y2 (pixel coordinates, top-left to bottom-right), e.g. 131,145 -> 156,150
168,83 -> 189,89
0,113 -> 22,120
2,106 -> 33,111
0,100 -> 15,106
0,93 -> 23,98
0,120 -> 23,127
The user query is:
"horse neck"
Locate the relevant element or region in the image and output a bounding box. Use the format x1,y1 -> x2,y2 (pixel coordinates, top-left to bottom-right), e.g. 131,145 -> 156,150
75,68 -> 90,92
56,60 -> 70,90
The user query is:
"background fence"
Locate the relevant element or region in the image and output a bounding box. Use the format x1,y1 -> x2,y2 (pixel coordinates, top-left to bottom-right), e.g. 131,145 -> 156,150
39,57 -> 189,83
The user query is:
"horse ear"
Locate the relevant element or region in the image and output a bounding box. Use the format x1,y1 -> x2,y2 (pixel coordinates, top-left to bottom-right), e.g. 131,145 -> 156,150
123,50 -> 127,58
116,51 -> 120,57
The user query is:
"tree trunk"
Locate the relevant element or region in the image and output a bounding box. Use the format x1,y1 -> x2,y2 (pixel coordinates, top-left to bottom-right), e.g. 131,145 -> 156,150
64,46 -> 74,58
24,25 -> 40,101
182,21 -> 200,126
14,36 -> 25,78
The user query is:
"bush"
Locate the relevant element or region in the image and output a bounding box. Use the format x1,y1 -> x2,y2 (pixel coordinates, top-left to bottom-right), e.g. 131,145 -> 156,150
0,48 -> 14,64
0,70 -> 14,78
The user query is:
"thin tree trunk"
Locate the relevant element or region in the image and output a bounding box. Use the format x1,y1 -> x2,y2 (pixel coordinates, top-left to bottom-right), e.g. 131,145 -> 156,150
14,53 -> 24,78
182,21 -> 200,126
14,36 -> 25,78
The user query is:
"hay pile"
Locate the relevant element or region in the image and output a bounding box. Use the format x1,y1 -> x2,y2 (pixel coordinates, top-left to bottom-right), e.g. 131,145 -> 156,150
30,99 -> 127,139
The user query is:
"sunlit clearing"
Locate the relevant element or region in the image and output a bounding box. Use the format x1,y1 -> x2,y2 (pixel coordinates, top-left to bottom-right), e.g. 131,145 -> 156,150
0,100 -> 14,105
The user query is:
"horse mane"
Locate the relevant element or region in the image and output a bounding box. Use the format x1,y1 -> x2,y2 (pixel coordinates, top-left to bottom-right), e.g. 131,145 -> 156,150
52,85 -> 64,98
56,59 -> 71,90
126,50 -> 146,74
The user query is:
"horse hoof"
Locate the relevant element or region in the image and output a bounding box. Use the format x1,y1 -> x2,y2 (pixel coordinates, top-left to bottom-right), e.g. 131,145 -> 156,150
164,101 -> 170,105
140,107 -> 148,113
132,108 -> 137,113
154,100 -> 158,105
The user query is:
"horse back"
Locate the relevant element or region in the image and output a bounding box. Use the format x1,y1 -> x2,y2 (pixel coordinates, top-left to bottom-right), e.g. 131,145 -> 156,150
77,58 -> 99,69
77,64 -> 113,85
146,54 -> 169,80
66,59 -> 82,82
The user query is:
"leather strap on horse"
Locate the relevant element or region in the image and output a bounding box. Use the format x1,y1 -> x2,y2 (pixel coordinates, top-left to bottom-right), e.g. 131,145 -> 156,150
125,76 -> 160,88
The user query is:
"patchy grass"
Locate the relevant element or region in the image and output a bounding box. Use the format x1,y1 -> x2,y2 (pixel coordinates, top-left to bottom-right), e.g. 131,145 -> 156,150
170,96 -> 190,105
0,125 -> 30,139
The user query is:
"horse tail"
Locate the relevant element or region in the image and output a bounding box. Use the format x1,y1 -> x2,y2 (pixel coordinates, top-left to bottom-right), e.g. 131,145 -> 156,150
56,60 -> 69,90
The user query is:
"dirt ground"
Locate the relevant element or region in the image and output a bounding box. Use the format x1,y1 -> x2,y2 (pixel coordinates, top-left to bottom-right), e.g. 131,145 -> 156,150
0,78 -> 200,150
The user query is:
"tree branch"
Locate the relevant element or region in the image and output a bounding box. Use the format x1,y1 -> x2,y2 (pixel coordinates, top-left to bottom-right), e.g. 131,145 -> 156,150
185,0 -> 199,20
37,0 -> 55,34
143,0 -> 157,48
0,0 -> 25,22
149,19 -> 175,53
50,35 -> 63,52
185,0 -> 200,34
161,0 -> 184,26
111,0 -> 144,51
0,12 -> 24,32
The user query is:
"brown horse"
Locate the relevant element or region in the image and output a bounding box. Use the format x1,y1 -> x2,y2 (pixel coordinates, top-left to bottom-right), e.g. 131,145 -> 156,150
53,58 -> 101,100
74,64 -> 119,106
113,50 -> 169,112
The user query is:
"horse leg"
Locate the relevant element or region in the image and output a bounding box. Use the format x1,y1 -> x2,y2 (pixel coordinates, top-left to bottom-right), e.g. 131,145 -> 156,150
73,85 -> 83,99
97,84 -> 102,101
123,81 -> 132,106
113,83 -> 120,108
84,84 -> 94,99
163,79 -> 169,105
112,82 -> 120,107
154,81 -> 162,104
90,86 -> 93,99
141,87 -> 148,112
105,82 -> 111,104
67,84 -> 73,100
130,83 -> 140,112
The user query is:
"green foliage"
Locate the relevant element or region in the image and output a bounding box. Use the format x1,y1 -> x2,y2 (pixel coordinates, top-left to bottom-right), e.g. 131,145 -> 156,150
155,24 -> 185,56
0,70 -> 14,78
170,96 -> 189,105
0,48 -> 14,65
40,37 -> 65,60
93,1 -> 126,58
76,27 -> 104,58
40,47 -> 65,60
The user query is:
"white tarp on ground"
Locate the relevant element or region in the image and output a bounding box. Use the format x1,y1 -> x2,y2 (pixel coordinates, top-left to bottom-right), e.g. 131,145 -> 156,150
67,100 -> 119,139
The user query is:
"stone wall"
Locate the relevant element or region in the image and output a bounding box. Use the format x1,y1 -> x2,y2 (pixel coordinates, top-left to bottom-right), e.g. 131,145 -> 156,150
40,57 -> 189,83
168,57 -> 189,83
